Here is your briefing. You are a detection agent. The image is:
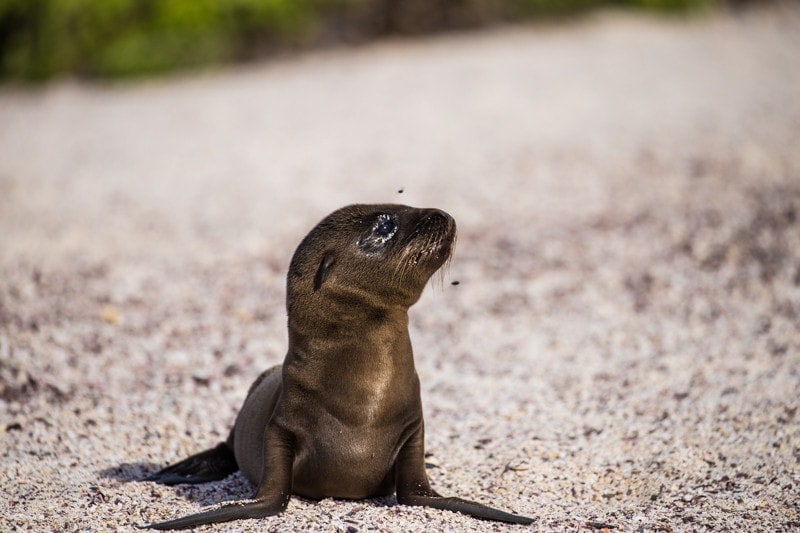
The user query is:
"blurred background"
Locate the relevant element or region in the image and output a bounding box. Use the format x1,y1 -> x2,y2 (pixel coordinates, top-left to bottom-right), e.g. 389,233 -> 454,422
0,0 -> 764,81
2,1 -> 799,530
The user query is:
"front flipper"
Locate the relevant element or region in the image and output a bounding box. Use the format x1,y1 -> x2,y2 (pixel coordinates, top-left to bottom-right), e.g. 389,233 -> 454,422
140,499 -> 283,530
145,442 -> 238,485
395,423 -> 534,526
398,493 -> 534,525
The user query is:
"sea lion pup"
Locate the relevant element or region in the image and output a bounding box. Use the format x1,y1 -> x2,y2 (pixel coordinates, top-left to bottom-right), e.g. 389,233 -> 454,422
140,204 -> 533,529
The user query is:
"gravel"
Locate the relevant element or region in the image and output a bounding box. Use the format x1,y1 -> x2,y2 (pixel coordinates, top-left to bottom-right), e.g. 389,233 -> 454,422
2,4 -> 799,531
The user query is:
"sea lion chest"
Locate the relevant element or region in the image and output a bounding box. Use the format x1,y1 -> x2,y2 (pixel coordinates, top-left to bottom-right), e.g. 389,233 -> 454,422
234,326 -> 423,501
282,345 -> 423,500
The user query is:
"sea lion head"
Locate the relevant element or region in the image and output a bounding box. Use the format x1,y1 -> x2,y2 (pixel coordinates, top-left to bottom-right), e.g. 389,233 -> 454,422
287,204 -> 456,313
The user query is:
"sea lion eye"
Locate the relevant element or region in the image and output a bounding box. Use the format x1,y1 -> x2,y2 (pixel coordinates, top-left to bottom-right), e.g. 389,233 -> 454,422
374,214 -> 397,239
357,214 -> 398,254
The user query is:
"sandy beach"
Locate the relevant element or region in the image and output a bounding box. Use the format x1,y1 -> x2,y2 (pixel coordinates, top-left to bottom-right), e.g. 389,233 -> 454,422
1,3 -> 799,531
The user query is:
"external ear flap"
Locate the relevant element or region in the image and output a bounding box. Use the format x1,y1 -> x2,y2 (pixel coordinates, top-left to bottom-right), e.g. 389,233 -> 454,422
313,252 -> 336,291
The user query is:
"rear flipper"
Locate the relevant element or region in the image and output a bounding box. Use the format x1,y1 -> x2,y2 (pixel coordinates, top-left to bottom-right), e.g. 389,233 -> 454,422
145,442 -> 238,485
139,499 -> 283,530
141,423 -> 295,530
398,493 -> 534,525
394,426 -> 533,525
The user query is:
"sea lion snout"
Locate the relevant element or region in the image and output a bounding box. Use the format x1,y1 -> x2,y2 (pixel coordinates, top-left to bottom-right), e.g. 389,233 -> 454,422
414,207 -> 456,248
399,207 -> 456,273
413,208 -> 455,238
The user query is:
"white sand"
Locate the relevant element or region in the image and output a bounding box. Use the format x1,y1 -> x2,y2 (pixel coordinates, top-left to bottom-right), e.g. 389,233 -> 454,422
2,4 -> 799,531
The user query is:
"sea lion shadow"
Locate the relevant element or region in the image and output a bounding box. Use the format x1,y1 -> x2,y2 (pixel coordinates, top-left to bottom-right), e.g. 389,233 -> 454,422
99,461 -> 161,483
100,463 -> 399,510
360,495 -> 397,509
98,462 -> 253,505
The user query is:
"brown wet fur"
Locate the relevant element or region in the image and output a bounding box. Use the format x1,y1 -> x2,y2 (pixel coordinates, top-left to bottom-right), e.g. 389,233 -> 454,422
140,204 -> 533,529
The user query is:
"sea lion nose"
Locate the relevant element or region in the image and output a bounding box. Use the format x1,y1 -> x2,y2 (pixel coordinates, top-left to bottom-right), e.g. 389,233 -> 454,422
421,208 -> 454,228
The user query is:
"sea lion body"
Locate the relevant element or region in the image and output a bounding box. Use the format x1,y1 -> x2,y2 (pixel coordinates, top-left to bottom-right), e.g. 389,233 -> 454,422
233,357 -> 417,501
141,204 -> 533,529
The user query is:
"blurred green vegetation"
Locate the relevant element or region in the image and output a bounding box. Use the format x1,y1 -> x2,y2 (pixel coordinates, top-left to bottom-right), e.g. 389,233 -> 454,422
0,0 -> 721,80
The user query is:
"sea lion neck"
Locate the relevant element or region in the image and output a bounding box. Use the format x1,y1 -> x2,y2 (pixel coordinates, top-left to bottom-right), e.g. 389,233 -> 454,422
284,299 -> 414,391
286,292 -> 410,352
